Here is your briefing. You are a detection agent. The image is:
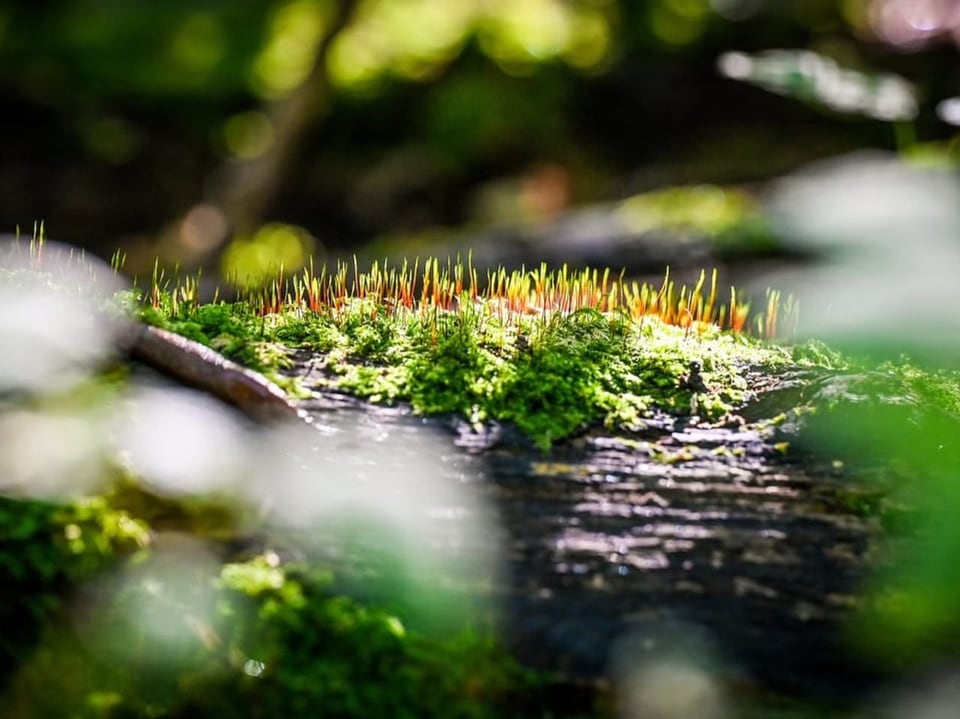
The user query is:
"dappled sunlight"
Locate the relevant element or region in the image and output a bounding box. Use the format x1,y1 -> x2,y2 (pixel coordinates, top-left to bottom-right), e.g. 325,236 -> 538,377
328,0 -> 473,90
478,0 -> 606,71
328,0 -> 613,90
15,0 -> 960,713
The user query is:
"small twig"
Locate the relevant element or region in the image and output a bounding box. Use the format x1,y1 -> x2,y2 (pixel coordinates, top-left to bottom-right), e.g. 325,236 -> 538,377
127,323 -> 306,424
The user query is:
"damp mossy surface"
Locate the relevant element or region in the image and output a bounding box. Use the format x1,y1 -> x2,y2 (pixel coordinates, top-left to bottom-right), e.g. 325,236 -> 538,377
139,260 -> 839,449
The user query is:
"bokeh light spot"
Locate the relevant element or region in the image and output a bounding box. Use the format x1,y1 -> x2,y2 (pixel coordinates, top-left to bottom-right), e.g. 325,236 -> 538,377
169,13 -> 225,77
251,0 -> 329,99
73,534 -> 223,667
0,240 -> 124,395
223,111 -> 274,160
243,659 -> 266,677
717,48 -> 917,121
178,204 -> 228,254
936,96 -> 960,125
220,223 -> 314,286
0,407 -> 112,499
563,7 -> 613,70
650,0 -> 708,46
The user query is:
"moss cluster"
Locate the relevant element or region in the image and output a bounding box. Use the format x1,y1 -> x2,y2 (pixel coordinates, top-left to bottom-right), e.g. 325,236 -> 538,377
0,494 -> 149,686
0,488 -> 561,719
142,287 -> 810,448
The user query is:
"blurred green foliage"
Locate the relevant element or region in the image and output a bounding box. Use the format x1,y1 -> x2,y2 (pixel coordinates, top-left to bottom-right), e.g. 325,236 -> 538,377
793,361 -> 960,667
5,0 -> 957,264
0,491 -> 554,719
616,184 -> 778,254
0,494 -> 149,682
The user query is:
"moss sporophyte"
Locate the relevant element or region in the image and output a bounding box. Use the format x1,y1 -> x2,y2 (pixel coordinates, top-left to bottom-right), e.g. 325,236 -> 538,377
137,256 -> 816,448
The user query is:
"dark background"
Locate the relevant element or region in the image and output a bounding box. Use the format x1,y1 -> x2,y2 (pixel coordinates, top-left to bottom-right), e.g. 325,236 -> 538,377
1,0 -> 957,280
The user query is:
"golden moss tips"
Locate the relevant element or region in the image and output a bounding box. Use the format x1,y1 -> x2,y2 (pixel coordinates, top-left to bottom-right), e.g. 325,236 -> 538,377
175,256 -> 792,341
10,234 -> 790,340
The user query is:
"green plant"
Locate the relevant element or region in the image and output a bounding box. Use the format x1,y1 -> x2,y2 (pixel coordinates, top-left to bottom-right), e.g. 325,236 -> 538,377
139,256 -> 804,448
0,495 -> 149,686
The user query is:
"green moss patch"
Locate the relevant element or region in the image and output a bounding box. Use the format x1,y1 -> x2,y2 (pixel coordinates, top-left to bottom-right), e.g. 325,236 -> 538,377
138,259 -> 827,448
1,490 -> 560,719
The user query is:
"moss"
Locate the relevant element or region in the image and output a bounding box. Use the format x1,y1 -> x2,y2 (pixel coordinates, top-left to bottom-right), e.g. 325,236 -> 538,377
139,298 -> 295,382
180,554 -> 555,719
319,303 -> 795,448
2,519 -> 562,719
140,275 -> 810,448
0,493 -> 149,683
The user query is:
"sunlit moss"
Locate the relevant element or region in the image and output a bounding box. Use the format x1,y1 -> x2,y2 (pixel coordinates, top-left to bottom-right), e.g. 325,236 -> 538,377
144,257 -> 803,448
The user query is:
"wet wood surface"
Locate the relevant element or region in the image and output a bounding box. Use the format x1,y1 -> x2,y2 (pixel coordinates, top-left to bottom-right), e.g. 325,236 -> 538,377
291,370 -> 886,702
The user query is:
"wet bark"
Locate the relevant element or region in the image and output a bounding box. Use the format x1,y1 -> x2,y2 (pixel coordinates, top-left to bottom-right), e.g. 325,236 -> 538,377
291,371 -> 888,704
